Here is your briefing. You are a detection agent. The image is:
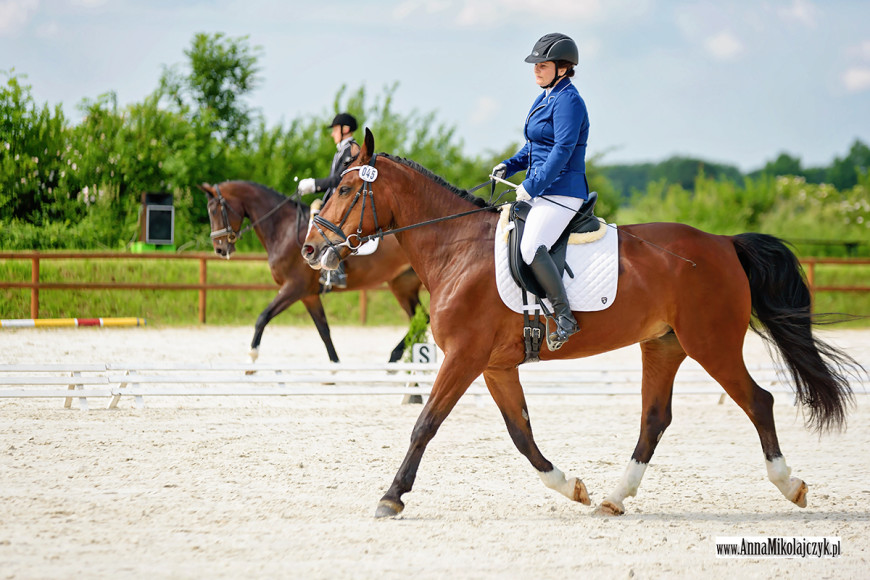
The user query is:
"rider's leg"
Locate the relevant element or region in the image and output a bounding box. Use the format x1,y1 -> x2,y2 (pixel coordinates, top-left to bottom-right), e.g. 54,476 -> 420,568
520,195 -> 584,349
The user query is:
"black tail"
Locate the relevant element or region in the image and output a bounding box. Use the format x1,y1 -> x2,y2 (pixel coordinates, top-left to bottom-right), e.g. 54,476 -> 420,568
732,233 -> 861,432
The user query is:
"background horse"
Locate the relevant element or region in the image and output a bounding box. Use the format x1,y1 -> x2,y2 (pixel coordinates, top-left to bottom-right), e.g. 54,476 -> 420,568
200,180 -> 424,363
302,129 -> 861,518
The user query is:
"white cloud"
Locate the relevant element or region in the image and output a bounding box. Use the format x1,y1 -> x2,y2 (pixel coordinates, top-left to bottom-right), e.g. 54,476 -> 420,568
395,0 -> 602,28
469,95 -> 499,126
776,0 -> 817,27
843,67 -> 870,93
393,0 -> 451,20
35,19 -> 56,37
705,30 -> 744,61
849,40 -> 870,61
0,0 -> 39,35
456,0 -> 601,28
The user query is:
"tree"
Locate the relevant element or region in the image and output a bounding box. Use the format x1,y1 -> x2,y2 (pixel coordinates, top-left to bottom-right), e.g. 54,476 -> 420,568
826,139 -> 870,190
761,152 -> 803,177
0,71 -> 71,224
159,33 -> 262,146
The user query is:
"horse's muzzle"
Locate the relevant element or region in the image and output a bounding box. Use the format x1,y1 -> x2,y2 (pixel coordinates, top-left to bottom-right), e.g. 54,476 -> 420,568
301,242 -> 324,270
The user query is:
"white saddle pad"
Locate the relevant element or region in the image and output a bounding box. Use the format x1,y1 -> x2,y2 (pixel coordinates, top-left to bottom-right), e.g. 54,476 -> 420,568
494,217 -> 619,314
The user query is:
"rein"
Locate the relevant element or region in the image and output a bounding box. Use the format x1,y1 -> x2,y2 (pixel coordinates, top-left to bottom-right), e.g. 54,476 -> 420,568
310,156 -> 696,268
311,154 -> 509,254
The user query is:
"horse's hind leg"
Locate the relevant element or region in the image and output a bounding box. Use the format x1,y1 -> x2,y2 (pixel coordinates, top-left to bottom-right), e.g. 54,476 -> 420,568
301,295 -> 340,363
484,367 -> 590,505
682,332 -> 808,508
703,359 -> 808,507
598,332 -> 685,516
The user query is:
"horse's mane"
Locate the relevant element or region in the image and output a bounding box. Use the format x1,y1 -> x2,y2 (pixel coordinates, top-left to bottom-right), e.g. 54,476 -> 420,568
381,154 -> 495,211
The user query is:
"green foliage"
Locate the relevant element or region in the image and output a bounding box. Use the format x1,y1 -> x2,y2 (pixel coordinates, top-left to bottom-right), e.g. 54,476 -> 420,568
402,304 -> 431,361
0,71 -> 72,224
601,156 -> 742,203
159,32 -> 262,146
2,34 -> 868,267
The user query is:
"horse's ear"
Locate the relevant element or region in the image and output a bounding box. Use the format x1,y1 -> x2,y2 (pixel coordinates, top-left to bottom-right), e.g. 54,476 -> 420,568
197,183 -> 215,198
361,127 -> 375,162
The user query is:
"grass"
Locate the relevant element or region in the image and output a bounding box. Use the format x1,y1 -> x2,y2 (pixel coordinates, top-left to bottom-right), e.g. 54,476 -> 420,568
0,255 -> 425,327
0,254 -> 866,327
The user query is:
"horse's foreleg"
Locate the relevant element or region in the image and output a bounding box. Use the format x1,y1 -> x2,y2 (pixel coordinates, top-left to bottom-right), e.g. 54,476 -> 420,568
375,355 -> 482,518
301,295 -> 339,363
484,367 -> 590,505
598,333 -> 685,516
250,283 -> 305,362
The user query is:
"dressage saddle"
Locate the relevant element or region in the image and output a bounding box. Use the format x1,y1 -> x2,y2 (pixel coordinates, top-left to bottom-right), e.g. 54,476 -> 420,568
507,191 -> 600,298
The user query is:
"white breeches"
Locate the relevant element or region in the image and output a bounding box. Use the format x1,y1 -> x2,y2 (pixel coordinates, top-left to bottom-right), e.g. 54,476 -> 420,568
520,195 -> 586,264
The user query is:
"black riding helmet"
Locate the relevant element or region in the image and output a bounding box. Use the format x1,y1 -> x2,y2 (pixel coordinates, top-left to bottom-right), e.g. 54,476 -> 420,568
327,112 -> 357,132
524,33 -> 579,66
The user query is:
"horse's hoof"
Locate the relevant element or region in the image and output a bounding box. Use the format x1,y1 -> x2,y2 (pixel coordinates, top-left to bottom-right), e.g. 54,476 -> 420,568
594,500 -> 625,516
249,348 -> 259,363
790,479 -> 808,508
375,499 -> 404,518
572,478 -> 591,505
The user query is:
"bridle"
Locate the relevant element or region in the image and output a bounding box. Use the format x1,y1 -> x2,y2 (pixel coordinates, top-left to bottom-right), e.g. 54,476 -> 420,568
209,184 -> 242,244
309,154 -> 509,261
209,183 -> 305,246
311,154 -> 383,256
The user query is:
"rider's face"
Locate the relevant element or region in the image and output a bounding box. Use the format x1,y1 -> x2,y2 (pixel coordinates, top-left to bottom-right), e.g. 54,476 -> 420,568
533,61 -> 567,87
534,62 -> 555,86
330,125 -> 343,144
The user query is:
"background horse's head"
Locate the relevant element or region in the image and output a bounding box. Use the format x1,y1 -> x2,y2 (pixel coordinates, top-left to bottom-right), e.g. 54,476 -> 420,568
199,182 -> 246,259
301,128 -> 394,271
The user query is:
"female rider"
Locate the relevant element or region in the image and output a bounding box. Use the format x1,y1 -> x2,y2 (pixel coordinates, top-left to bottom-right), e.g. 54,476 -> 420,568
493,32 -> 589,349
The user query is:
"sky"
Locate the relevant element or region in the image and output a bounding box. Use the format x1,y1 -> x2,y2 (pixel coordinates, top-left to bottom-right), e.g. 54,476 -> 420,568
2,0 -> 870,172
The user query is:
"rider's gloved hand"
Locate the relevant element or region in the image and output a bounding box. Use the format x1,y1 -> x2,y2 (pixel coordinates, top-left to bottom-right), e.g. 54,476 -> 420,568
491,163 -> 507,179
298,178 -> 316,195
515,183 -> 531,201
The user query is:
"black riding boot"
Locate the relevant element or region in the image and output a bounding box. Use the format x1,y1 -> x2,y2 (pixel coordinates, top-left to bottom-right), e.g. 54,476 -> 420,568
529,245 -> 579,350
332,261 -> 347,288
321,260 -> 347,290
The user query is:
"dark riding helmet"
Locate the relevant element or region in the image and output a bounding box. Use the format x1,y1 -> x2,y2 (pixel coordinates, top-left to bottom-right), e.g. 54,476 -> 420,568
327,112 -> 358,132
524,33 -> 579,66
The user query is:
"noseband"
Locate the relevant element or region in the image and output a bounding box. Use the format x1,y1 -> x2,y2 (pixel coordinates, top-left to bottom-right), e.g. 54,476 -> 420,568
209,183 -> 303,246
311,154 -> 383,257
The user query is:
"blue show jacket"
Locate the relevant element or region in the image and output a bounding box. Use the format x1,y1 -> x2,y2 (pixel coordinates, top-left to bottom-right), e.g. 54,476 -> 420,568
501,78 -> 590,199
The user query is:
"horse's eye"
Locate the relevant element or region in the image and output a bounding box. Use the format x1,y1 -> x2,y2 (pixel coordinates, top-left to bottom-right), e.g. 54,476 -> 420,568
339,186 -> 351,196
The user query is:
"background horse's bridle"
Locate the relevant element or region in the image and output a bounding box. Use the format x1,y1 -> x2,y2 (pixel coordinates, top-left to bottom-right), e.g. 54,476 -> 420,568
209,183 -> 306,246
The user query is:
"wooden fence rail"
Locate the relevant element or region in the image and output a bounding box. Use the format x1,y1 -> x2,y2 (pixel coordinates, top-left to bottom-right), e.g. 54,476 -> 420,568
1,252 -> 868,325
0,251 -> 381,324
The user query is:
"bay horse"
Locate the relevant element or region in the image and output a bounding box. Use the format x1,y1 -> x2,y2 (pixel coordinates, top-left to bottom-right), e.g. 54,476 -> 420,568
302,128 -> 861,518
200,181 -> 424,363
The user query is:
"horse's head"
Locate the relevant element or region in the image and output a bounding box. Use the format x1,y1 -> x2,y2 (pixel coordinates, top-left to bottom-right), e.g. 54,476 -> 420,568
199,182 -> 245,259
301,128 -> 395,271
